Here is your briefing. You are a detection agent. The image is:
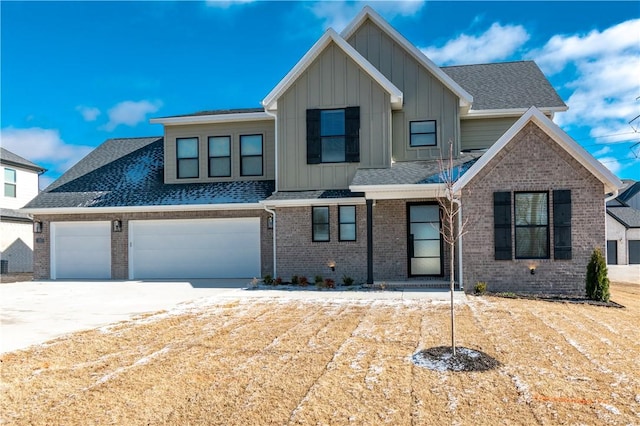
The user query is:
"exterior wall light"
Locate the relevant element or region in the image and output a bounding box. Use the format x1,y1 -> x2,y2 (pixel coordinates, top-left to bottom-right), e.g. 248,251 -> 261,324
267,216 -> 273,229
33,221 -> 43,233
112,220 -> 122,232
328,261 -> 336,271
530,266 -> 536,275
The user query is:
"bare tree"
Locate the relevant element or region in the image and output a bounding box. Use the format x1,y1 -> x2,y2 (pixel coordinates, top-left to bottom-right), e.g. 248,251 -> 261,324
437,141 -> 470,356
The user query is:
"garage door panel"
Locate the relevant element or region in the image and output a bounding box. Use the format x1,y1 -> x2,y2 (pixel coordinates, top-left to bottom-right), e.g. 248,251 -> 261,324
129,218 -> 261,279
52,222 -> 111,280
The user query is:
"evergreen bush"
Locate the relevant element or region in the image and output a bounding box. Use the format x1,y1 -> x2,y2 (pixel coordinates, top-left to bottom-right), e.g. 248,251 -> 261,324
586,248 -> 610,302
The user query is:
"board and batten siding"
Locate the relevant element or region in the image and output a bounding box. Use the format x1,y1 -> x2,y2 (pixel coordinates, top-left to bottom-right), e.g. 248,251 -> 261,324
164,120 -> 275,184
277,41 -> 392,191
346,18 -> 460,161
460,117 -> 519,151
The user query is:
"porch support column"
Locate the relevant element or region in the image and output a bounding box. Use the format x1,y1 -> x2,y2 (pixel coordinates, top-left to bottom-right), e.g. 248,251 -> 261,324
366,199 -> 373,284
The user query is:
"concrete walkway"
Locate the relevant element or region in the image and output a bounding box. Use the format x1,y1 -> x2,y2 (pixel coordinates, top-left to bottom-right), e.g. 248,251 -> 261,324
0,280 -> 465,354
608,265 -> 640,284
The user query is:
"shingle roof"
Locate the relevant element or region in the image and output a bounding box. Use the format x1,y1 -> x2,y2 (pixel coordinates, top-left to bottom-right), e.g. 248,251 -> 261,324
0,147 -> 45,173
25,137 -> 275,209
266,189 -> 364,201
154,108 -> 264,119
442,61 -> 566,111
607,206 -> 640,228
618,181 -> 640,203
0,208 -> 32,222
351,153 -> 481,186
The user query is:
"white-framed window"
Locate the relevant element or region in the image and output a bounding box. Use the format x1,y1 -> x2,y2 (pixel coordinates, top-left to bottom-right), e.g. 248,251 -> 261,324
4,168 -> 16,197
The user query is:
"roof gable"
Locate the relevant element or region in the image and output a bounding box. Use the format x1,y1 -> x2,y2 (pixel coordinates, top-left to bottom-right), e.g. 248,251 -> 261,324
262,28 -> 402,111
341,6 -> 472,108
453,106 -> 623,194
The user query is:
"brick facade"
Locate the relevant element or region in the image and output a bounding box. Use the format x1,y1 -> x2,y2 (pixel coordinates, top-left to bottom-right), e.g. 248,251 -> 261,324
461,122 -> 605,294
275,205 -> 367,283
33,209 -> 273,280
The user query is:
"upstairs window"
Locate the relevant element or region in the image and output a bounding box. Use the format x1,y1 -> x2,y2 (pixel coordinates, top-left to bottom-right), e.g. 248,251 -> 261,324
208,136 -> 231,177
514,192 -> 549,259
410,120 -> 437,147
176,137 -> 199,179
307,107 -> 360,164
312,206 -> 330,242
4,168 -> 16,197
240,134 -> 263,176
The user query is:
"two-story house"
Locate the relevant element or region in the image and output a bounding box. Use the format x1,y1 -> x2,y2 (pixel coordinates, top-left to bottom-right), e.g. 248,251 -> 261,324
1,147 -> 46,274
23,7 -> 622,294
606,180 -> 640,265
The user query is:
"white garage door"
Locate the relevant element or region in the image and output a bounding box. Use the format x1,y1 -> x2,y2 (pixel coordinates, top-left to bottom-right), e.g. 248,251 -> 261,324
51,222 -> 111,279
129,218 -> 260,279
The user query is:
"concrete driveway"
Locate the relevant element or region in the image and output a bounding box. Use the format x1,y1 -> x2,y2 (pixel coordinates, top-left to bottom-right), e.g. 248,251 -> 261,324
0,280 -> 465,354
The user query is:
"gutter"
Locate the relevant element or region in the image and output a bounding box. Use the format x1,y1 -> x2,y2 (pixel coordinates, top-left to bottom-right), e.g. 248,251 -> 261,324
21,203 -> 264,215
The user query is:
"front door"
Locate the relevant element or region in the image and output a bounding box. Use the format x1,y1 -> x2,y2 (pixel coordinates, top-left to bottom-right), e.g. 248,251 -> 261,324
407,204 -> 442,276
606,240 -> 617,265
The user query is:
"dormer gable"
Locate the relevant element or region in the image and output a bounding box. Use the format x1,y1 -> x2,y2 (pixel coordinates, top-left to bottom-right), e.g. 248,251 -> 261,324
262,28 -> 402,112
341,6 -> 472,109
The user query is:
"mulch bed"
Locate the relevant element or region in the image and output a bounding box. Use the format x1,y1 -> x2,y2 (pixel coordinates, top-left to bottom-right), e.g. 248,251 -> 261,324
412,346 -> 501,372
481,292 -> 625,308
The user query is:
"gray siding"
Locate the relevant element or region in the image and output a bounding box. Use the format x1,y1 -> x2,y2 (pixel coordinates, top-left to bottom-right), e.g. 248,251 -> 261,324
460,117 -> 518,151
347,18 -> 460,161
164,120 -> 275,184
278,42 -> 392,191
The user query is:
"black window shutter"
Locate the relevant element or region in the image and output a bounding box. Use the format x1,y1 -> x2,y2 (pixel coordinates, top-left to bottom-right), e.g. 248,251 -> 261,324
494,191 -> 512,260
306,109 -> 321,164
345,106 -> 360,163
553,189 -> 572,260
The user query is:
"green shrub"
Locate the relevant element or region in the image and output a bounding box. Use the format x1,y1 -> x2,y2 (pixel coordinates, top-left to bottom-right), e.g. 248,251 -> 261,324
342,275 -> 354,286
474,282 -> 487,294
263,275 -> 273,285
314,275 -> 323,284
291,275 -> 299,285
586,248 -> 610,302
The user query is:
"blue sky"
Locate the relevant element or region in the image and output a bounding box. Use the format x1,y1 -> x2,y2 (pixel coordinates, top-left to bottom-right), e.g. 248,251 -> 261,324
2,1 -> 639,188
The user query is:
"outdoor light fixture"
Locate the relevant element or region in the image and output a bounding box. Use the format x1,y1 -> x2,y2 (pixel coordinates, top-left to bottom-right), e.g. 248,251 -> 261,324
328,261 -> 336,271
112,220 -> 122,232
530,266 -> 536,275
267,216 -> 273,229
33,221 -> 42,233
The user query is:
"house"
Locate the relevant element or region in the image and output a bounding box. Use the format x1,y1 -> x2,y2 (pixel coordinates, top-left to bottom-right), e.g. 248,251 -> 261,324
23,7 -> 622,293
1,147 -> 46,274
606,180 -> 640,265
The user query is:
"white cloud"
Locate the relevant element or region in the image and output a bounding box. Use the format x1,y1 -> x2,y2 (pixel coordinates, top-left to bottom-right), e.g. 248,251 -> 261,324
593,146 -> 612,157
206,0 -> 255,8
0,127 -> 94,174
535,19 -> 640,149
76,105 -> 101,122
596,156 -> 623,175
102,100 -> 162,132
420,22 -> 529,65
310,1 -> 425,32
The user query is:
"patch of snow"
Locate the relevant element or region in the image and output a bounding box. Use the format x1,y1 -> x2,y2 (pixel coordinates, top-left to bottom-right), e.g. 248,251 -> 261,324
133,346 -> 171,366
365,363 -> 383,389
509,373 -> 532,404
600,403 -> 621,415
350,350 -> 367,371
448,394 -> 459,411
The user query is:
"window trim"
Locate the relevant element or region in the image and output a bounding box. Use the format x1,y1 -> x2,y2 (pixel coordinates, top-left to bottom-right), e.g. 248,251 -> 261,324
4,168 -> 17,198
240,134 -> 263,177
338,205 -> 357,242
312,206 -> 330,242
176,137 -> 199,179
208,135 -> 232,178
409,120 -> 437,148
514,191 -> 550,260
307,107 -> 360,164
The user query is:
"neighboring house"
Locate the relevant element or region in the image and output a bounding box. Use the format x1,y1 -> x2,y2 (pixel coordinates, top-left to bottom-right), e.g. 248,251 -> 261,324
606,181 -> 640,265
1,147 -> 45,273
23,7 -> 622,294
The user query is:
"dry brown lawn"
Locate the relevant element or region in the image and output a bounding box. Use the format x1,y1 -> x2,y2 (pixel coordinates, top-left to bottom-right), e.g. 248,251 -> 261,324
1,283 -> 639,425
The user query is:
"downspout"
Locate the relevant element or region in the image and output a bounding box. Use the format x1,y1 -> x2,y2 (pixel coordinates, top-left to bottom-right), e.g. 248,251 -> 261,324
603,190 -> 619,264
263,107 -> 279,277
